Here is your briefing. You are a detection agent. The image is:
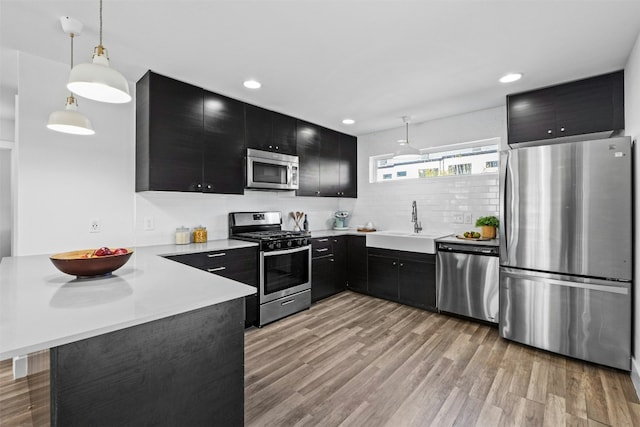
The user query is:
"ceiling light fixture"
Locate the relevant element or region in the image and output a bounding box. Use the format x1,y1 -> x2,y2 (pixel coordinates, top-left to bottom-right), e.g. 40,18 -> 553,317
342,118 -> 355,125
392,116 -> 421,160
499,73 -> 523,83
243,80 -> 261,89
47,17 -> 95,136
67,0 -> 131,103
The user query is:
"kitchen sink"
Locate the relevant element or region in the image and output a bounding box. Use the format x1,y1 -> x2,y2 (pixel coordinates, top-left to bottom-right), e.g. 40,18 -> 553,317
366,230 -> 444,254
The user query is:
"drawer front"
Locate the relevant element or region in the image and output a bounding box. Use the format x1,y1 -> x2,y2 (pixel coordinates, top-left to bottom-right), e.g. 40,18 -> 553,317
311,237 -> 333,258
167,247 -> 258,286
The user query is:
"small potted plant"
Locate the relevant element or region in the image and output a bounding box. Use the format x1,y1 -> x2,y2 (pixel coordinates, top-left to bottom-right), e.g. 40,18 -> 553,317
475,216 -> 499,239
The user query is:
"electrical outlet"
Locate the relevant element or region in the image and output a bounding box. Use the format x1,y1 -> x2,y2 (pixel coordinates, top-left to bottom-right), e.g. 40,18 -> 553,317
143,216 -> 155,231
464,213 -> 472,224
90,218 -> 101,233
453,214 -> 464,224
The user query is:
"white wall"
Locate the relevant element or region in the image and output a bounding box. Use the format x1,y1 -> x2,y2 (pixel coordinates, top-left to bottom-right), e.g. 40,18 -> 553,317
343,107 -> 506,234
13,52 -> 339,255
624,30 -> 640,395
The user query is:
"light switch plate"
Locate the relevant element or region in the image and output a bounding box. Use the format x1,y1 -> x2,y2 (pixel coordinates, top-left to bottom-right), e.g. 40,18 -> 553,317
464,213 -> 472,224
453,214 -> 464,224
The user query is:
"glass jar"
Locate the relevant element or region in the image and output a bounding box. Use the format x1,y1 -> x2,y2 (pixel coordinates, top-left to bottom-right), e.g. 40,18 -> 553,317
192,226 -> 208,243
175,226 -> 190,245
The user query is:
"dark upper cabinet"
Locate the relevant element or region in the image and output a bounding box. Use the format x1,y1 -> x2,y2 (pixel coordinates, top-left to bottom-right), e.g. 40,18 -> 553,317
136,71 -> 245,194
338,134 -> 358,198
136,71 -> 204,192
245,104 -> 297,155
202,91 -> 246,194
296,121 -> 358,198
507,70 -> 624,145
296,121 -> 321,197
319,128 -> 341,196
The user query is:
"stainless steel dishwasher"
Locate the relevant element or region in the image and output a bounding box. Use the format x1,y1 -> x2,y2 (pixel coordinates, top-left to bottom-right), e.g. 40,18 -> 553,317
436,242 -> 499,323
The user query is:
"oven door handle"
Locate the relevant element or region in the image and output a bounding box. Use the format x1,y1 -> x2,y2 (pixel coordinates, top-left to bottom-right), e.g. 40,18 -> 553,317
262,245 -> 310,257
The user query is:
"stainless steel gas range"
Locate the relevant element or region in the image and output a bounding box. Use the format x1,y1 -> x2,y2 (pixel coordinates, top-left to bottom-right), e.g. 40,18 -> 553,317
229,212 -> 311,326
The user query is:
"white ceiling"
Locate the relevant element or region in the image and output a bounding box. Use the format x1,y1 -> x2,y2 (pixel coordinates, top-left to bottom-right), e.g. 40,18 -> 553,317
2,0 -> 640,136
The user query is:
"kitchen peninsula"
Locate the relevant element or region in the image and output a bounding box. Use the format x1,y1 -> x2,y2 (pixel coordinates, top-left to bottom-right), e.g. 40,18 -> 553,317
0,241 -> 257,426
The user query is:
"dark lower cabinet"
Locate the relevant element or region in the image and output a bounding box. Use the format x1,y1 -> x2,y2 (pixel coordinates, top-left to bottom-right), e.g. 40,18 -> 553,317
165,246 -> 258,328
367,247 -> 437,311
346,235 -> 368,293
398,257 -> 436,311
311,236 -> 347,303
51,299 -> 244,426
312,255 -> 337,302
368,253 -> 399,300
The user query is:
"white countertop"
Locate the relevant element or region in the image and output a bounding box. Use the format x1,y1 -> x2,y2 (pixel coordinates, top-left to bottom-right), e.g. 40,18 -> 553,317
0,240 -> 258,361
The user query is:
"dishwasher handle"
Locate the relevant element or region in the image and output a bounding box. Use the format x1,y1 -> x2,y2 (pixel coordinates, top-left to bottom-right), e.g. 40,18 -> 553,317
437,242 -> 499,256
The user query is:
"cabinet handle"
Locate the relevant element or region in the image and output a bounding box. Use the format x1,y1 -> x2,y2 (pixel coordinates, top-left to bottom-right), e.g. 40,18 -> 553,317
317,238 -> 329,242
333,239 -> 338,243
206,184 -> 212,190
400,263 -> 404,267
207,253 -> 226,258
196,183 -> 202,189
316,191 -> 321,195
275,146 -> 279,150
392,261 -> 397,266
207,266 -> 226,272
560,127 -> 565,132
316,248 -> 329,252
330,258 -> 335,262
547,129 -> 553,134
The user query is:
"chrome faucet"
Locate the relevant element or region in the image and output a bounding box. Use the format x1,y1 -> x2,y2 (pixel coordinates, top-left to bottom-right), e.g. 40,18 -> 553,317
411,200 -> 422,233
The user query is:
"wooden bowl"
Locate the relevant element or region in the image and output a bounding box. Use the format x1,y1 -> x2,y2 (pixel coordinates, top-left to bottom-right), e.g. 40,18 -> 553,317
50,248 -> 134,277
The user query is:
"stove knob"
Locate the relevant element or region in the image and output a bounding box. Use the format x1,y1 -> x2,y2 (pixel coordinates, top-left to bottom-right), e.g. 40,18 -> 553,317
287,240 -> 292,247
276,242 -> 282,249
301,238 -> 308,246
267,242 -> 275,251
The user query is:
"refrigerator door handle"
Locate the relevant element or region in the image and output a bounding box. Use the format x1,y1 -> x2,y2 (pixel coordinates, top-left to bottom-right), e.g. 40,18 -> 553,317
499,150 -> 511,264
502,268 -> 629,295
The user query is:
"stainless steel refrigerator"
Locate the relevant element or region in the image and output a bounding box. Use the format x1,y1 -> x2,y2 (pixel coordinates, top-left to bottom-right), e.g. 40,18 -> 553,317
499,136 -> 632,371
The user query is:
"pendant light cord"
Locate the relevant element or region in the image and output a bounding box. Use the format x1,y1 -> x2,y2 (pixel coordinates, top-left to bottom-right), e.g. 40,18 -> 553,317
99,0 -> 103,46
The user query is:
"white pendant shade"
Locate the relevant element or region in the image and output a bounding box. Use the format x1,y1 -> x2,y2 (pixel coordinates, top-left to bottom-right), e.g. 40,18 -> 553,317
393,143 -> 421,160
392,116 -> 421,160
47,97 -> 95,135
67,49 -> 131,104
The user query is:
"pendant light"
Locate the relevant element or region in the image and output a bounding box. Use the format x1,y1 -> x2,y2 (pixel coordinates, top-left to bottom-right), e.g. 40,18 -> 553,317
67,0 -> 131,103
392,116 -> 421,160
47,18 -> 95,136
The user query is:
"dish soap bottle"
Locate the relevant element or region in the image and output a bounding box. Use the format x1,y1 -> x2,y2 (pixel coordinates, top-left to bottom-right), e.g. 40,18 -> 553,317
303,214 -> 309,232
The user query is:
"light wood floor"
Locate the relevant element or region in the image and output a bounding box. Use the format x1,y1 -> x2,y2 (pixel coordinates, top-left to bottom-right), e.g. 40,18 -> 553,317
245,291 -> 640,427
2,291 -> 639,426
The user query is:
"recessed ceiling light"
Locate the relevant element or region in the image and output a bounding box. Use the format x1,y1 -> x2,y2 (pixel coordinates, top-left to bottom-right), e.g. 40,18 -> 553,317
243,80 -> 261,89
342,118 -> 355,125
499,73 -> 523,83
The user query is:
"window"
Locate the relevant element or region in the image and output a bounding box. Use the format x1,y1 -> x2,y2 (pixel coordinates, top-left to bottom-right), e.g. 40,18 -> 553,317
371,138 -> 500,183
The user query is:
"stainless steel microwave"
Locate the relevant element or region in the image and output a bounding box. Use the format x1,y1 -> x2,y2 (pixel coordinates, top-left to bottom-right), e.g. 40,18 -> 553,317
246,148 -> 299,190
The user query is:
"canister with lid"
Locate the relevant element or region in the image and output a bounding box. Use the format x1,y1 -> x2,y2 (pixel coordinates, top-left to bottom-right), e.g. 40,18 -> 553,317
175,226 -> 190,245
192,226 -> 208,243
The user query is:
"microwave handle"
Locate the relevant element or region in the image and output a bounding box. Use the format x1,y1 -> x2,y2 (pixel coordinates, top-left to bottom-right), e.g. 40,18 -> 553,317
287,165 -> 292,186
